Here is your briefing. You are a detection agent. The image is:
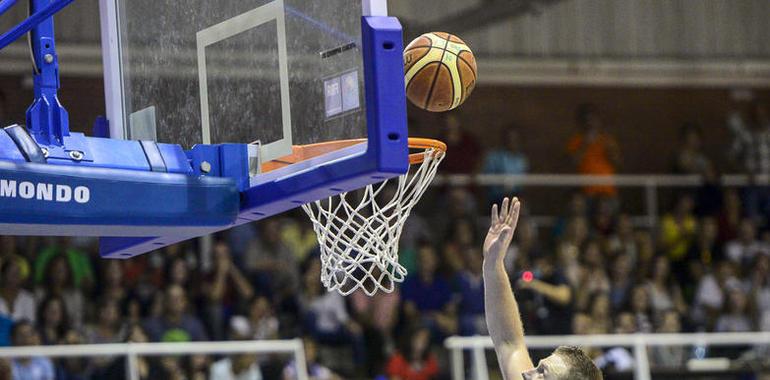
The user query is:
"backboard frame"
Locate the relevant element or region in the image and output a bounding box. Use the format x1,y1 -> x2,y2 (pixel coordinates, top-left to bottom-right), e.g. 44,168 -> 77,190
96,2 -> 411,258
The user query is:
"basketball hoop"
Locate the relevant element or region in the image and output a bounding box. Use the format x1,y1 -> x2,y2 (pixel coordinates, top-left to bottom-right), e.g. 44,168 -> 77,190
302,138 -> 446,296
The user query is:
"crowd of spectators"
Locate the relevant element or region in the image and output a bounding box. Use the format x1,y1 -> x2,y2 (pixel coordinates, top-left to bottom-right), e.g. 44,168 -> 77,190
0,100 -> 769,380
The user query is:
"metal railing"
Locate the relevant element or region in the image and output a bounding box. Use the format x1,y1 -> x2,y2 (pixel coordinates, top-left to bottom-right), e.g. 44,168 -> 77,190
0,339 -> 309,380
433,173 -> 762,229
445,332 -> 770,380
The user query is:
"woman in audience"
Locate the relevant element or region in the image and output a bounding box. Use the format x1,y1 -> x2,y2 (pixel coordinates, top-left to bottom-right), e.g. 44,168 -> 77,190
646,255 -> 688,318
36,254 -> 85,328
716,288 -> 753,333
36,295 -> 70,345
627,285 -> 653,333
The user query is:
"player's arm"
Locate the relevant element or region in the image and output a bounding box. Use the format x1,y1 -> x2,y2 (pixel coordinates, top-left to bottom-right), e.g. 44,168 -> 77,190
483,197 -> 534,380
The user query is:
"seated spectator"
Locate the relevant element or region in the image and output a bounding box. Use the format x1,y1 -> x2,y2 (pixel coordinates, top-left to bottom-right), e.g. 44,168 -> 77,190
0,260 -> 36,324
35,255 -> 85,328
517,254 -> 573,335
456,248 -> 486,336
349,287 -> 400,376
627,285 -> 653,333
645,256 -> 687,318
36,296 -> 70,345
614,312 -> 636,334
283,337 -> 341,380
575,240 -> 610,311
244,219 -> 299,302
55,329 -> 89,380
673,122 -> 712,176
650,310 -> 686,369
209,316 -> 263,380
481,125 -> 528,203
724,218 -> 765,268
606,214 -> 638,264
247,296 -> 279,341
750,255 -> 770,324
440,114 -> 481,175
715,288 -> 753,332
85,299 -> 126,376
202,241 -> 254,341
143,285 -> 208,342
686,217 -> 722,287
566,103 -> 622,198
556,217 -> 589,288
33,237 -> 93,293
95,260 -> 126,306
660,194 -> 698,278
587,292 -> 612,334
9,320 -> 54,380
609,253 -> 634,312
401,245 -> 457,339
691,260 -> 742,330
552,193 -> 589,240
385,325 -> 439,380
300,256 -> 365,368
727,101 -> 770,220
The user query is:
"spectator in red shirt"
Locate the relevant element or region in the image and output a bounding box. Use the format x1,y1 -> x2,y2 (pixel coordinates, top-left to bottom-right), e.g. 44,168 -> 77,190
385,325 -> 439,380
440,114 -> 481,174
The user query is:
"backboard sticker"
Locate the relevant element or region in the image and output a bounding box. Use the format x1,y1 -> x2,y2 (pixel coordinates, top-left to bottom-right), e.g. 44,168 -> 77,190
196,0 -> 292,163
341,70 -> 360,113
324,70 -> 361,119
129,106 -> 157,141
324,76 -> 343,118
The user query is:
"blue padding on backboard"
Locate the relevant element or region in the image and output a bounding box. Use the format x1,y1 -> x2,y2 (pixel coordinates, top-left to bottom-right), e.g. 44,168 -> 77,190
98,15 -> 410,259
0,160 -> 238,240
0,128 -> 27,162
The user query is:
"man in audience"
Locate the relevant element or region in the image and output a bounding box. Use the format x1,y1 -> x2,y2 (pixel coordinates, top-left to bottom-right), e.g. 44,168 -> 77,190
202,241 -> 254,341
728,101 -> 770,220
566,103 -> 622,199
482,125 -> 529,203
9,320 -> 54,380
143,285 -> 208,342
401,244 -> 458,340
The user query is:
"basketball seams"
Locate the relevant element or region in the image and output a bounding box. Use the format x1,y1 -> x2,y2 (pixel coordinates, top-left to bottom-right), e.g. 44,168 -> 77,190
423,36 -> 451,110
404,32 -> 475,112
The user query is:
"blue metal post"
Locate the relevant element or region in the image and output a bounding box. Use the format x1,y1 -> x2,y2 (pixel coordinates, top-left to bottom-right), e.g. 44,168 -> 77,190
26,0 -> 69,146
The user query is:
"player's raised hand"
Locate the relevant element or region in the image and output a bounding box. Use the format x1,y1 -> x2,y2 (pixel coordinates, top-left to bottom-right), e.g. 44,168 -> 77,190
483,197 -> 521,264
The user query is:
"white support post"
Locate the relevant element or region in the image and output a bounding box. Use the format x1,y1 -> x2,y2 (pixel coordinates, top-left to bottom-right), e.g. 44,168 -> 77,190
644,179 -> 658,230
293,338 -> 309,380
632,338 -> 651,380
451,348 -> 464,380
471,346 -> 489,380
126,345 -> 140,380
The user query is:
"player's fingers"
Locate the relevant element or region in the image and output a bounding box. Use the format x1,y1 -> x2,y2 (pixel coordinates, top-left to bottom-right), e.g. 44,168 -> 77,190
500,197 -> 509,221
508,197 -> 519,223
491,204 -> 499,224
509,199 -> 521,229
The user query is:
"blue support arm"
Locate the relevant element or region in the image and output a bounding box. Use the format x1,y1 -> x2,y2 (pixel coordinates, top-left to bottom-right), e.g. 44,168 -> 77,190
0,0 -> 75,50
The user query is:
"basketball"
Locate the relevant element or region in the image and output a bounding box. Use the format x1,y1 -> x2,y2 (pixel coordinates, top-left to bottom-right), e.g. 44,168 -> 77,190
404,32 -> 477,112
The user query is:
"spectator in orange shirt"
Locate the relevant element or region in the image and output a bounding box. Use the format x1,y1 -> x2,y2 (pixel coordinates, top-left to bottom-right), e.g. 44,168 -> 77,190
567,103 -> 622,197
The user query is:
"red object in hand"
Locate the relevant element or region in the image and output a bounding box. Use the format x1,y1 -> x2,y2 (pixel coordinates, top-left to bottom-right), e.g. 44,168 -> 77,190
522,271 -> 534,283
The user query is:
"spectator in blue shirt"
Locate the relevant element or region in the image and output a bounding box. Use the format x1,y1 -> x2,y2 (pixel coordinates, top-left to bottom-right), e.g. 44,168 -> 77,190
482,126 -> 529,204
456,247 -> 486,336
10,320 -> 54,380
401,244 -> 457,340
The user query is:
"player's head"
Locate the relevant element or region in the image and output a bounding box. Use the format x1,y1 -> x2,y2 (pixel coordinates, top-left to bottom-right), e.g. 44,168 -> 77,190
521,346 -> 602,380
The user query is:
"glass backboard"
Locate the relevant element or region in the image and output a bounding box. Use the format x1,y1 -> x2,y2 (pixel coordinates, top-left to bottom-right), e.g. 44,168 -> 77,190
102,0 -> 369,163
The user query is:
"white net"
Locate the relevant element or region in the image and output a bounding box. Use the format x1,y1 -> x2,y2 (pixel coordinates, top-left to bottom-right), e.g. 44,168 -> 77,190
302,144 -> 445,296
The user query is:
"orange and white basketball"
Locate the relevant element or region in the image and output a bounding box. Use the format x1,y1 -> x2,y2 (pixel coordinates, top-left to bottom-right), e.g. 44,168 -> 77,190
403,32 -> 477,112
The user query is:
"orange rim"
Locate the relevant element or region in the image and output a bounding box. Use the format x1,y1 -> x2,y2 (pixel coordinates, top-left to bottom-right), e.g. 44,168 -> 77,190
262,138 -> 446,173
